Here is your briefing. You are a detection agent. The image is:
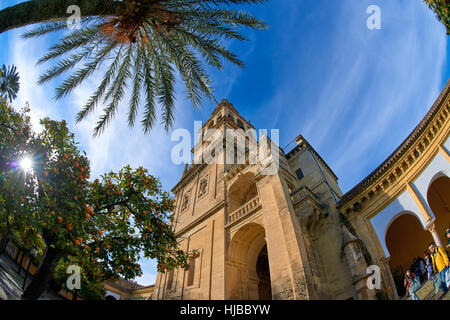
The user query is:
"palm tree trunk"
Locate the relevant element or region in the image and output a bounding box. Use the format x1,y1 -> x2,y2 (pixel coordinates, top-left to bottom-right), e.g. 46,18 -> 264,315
22,246 -> 62,300
0,0 -> 128,34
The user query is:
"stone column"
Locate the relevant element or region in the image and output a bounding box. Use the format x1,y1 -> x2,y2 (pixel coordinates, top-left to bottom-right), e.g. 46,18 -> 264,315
427,221 -> 444,248
256,174 -> 317,299
378,256 -> 399,300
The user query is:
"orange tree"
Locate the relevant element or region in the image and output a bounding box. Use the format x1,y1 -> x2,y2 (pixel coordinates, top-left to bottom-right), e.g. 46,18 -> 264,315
21,117 -> 192,299
424,0 -> 450,34
0,99 -> 43,255
52,255 -> 106,300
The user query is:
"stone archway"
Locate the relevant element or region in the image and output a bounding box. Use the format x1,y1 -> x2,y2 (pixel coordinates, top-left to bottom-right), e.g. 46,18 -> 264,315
256,244 -> 272,300
385,212 -> 433,271
226,223 -> 272,300
427,174 -> 450,244
385,212 -> 433,297
228,172 -> 258,214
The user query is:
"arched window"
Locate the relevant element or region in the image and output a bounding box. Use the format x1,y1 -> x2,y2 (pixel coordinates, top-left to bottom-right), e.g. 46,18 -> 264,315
181,190 -> 191,212
198,175 -> 209,199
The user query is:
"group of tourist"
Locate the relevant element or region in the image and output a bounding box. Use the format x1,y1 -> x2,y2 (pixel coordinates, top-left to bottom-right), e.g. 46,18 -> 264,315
404,229 -> 450,300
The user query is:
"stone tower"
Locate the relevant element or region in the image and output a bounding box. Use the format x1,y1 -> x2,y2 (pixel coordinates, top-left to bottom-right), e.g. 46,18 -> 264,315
153,99 -> 372,300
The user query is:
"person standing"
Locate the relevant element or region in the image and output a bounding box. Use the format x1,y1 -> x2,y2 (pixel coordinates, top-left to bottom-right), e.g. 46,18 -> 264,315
429,242 -> 450,294
417,256 -> 426,282
404,270 -> 421,300
411,258 -> 422,283
424,251 -> 435,281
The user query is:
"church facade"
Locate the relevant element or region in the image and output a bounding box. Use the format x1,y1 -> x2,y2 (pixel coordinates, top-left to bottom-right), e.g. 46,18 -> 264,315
153,80 -> 450,300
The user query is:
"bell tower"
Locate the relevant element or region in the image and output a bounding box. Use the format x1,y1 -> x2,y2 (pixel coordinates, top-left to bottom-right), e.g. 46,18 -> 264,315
153,99 -> 368,300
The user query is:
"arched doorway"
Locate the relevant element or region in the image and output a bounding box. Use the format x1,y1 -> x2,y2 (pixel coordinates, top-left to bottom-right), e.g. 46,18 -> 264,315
226,223 -> 272,300
385,212 -> 433,297
256,245 -> 272,300
427,175 -> 450,244
228,172 -> 258,214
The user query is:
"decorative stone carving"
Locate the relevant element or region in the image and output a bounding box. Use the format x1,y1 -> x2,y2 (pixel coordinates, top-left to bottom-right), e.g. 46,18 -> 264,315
341,225 -> 376,300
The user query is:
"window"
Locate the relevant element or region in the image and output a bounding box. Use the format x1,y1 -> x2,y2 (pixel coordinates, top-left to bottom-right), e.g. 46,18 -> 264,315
187,257 -> 196,286
198,175 -> 209,199
166,270 -> 174,290
181,190 -> 191,212
295,168 -> 304,180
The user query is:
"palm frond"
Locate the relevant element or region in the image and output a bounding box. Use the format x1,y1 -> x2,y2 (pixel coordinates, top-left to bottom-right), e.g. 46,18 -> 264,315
0,64 -> 20,103
21,0 -> 267,134
93,44 -> 133,136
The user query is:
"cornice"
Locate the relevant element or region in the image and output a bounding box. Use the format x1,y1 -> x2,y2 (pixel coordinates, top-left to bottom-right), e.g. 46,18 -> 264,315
172,162 -> 207,194
337,78 -> 450,210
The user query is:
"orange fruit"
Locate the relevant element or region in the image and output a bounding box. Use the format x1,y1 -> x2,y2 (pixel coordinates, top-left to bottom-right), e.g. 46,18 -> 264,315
85,213 -> 91,220
57,217 -> 63,223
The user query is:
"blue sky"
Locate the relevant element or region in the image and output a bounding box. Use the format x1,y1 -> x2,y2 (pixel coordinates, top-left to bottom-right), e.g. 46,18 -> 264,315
0,0 -> 448,285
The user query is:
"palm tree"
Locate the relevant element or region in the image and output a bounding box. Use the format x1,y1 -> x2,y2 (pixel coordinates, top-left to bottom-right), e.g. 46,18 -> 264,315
0,64 -> 20,103
424,0 -> 450,34
0,0 -> 267,135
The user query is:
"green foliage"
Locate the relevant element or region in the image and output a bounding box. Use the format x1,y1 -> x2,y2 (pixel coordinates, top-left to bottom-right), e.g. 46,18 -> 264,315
424,0 -> 450,34
33,119 -> 193,280
1,102 -> 193,298
52,257 -> 106,300
0,98 -> 41,253
17,0 -> 268,135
